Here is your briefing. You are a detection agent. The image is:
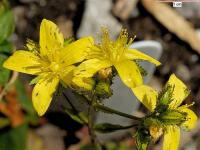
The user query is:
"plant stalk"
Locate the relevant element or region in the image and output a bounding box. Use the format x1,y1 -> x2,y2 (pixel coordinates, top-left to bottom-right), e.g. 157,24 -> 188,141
88,91 -> 101,150
94,103 -> 141,121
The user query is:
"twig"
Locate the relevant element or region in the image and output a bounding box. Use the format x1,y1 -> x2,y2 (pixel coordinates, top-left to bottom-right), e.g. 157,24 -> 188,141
0,71 -> 18,101
94,103 -> 141,121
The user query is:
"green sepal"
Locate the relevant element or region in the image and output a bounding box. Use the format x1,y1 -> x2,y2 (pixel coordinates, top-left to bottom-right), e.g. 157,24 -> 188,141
135,127 -> 151,150
143,117 -> 163,128
95,81 -> 112,99
157,84 -> 174,107
159,109 -> 187,125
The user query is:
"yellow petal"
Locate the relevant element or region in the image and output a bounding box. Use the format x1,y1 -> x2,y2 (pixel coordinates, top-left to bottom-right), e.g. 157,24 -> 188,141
178,107 -> 197,131
125,49 -> 161,66
32,76 -> 59,116
40,19 -> 64,57
60,65 -> 76,86
74,59 -> 112,78
60,36 -> 94,66
167,74 -> 189,109
3,50 -> 42,75
163,126 -> 180,150
73,77 -> 95,90
114,60 -> 143,88
132,85 -> 158,112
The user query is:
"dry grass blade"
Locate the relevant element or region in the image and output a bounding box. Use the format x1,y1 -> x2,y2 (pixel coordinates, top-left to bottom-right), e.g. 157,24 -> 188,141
141,0 -> 200,54
0,71 -> 18,101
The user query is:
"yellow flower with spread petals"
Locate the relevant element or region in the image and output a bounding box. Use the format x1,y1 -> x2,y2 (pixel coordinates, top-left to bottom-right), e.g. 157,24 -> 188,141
133,74 -> 197,150
3,19 -> 94,116
73,28 -> 161,89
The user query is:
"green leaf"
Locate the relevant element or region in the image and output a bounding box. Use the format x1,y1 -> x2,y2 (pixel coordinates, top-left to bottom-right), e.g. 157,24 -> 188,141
0,40 -> 13,54
65,109 -> 88,124
0,0 -> 9,15
15,80 -> 35,115
0,124 -> 28,150
0,8 -> 14,44
0,117 -> 10,128
94,123 -> 132,133
0,54 -> 10,86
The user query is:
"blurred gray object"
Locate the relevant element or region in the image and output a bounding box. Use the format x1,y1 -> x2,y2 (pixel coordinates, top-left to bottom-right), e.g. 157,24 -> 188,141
77,0 -> 122,39
96,40 -> 162,140
175,2 -> 200,19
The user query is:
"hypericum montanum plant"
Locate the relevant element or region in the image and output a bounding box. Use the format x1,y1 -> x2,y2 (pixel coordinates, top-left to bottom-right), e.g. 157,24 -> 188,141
3,19 -> 197,150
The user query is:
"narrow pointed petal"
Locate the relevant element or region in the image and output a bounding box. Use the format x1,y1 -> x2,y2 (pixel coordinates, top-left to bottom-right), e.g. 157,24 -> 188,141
163,126 -> 180,150
3,50 -> 42,75
74,59 -> 112,78
132,85 -> 158,112
114,60 -> 143,88
167,74 -> 189,109
178,107 -> 197,131
40,19 -> 64,56
60,36 -> 94,66
125,49 -> 161,66
32,76 -> 59,116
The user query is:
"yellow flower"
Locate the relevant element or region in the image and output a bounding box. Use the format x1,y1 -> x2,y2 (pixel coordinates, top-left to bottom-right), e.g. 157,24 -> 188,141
73,28 -> 161,89
133,74 -> 198,150
3,19 -> 94,116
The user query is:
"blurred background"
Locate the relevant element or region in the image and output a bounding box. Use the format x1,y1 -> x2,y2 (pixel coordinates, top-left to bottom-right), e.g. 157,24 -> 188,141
1,0 -> 200,149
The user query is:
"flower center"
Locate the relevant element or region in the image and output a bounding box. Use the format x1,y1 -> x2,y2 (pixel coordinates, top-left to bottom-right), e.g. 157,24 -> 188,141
149,125 -> 163,141
49,61 -> 60,72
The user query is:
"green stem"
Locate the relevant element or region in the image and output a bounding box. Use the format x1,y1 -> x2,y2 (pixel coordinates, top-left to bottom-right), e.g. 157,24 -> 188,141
94,103 -> 141,121
118,124 -> 138,130
88,91 -> 102,150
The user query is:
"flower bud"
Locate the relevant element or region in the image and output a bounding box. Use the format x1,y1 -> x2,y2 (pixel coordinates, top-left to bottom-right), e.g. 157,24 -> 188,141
97,67 -> 112,80
95,81 -> 112,99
